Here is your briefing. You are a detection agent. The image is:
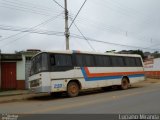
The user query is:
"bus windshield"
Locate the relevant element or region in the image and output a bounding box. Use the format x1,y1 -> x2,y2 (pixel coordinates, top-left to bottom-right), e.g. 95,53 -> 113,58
30,53 -> 49,75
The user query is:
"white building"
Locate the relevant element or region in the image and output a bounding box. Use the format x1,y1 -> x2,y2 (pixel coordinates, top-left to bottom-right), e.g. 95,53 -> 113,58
0,50 -> 39,90
144,58 -> 160,78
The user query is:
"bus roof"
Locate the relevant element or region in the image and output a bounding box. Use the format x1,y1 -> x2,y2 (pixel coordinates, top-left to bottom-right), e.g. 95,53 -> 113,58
33,50 -> 142,58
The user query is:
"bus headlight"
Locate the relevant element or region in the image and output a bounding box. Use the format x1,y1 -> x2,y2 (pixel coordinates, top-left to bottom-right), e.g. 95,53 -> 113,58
30,79 -> 41,87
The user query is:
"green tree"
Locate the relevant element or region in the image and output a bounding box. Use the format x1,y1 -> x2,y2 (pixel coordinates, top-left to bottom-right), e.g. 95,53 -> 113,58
130,50 -> 144,59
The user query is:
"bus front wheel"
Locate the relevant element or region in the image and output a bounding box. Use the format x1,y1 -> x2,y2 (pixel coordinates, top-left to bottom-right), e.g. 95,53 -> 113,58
121,77 -> 129,90
67,82 -> 79,97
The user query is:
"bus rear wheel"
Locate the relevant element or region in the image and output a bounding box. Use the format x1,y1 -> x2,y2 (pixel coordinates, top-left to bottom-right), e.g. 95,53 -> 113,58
67,82 -> 79,97
121,77 -> 129,90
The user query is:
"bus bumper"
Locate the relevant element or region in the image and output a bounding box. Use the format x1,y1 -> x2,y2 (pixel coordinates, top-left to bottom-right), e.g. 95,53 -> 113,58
29,86 -> 51,93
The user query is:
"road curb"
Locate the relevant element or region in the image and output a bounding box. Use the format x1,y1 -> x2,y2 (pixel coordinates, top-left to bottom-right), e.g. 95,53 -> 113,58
0,93 -> 29,97
0,94 -> 34,104
0,97 -> 28,104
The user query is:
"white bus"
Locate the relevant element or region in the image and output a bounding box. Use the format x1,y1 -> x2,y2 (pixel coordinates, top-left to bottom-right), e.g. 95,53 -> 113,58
29,50 -> 145,97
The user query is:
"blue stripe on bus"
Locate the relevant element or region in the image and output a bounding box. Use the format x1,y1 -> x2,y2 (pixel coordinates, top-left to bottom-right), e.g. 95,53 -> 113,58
81,67 -> 145,81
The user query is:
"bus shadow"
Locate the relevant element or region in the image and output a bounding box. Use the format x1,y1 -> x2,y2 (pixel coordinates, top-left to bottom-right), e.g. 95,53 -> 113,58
27,85 -> 144,101
79,85 -> 144,96
27,93 -> 68,101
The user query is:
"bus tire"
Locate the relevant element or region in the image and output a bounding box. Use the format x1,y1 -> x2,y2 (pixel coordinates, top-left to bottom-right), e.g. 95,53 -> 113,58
121,77 -> 129,90
67,82 -> 79,97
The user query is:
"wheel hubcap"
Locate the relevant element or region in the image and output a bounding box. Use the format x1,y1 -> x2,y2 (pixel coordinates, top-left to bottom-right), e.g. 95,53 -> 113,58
70,85 -> 77,94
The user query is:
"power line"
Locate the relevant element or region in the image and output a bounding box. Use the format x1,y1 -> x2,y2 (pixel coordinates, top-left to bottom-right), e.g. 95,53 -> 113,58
51,0 -> 160,50
67,0 -> 159,45
69,13 -> 160,46
0,4 -> 54,16
93,0 -> 154,26
52,0 -> 96,51
2,0 -> 57,12
0,0 -> 64,17
73,22 -> 95,51
110,0 -> 154,26
1,0 -> 159,51
70,35 -> 160,51
68,0 -> 87,29
144,43 -> 160,49
0,13 -> 63,47
1,0 -> 56,15
50,0 -> 159,50
52,0 -> 65,10
0,0 -> 63,16
69,17 -> 95,51
0,25 -> 64,36
0,13 -> 63,42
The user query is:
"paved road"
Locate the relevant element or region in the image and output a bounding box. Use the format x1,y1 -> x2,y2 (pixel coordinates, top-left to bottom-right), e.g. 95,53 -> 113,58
0,82 -> 160,114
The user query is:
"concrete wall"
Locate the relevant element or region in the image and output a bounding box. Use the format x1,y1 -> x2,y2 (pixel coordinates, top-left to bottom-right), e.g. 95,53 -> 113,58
144,58 -> 160,79
16,56 -> 25,80
16,56 -> 25,89
144,58 -> 160,71
153,58 -> 160,70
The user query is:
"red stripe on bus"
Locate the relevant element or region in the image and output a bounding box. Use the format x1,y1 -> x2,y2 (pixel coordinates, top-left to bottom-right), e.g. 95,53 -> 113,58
84,67 -> 145,78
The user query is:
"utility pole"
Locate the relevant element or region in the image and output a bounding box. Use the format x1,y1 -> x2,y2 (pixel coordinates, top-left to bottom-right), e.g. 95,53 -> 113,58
64,0 -> 70,50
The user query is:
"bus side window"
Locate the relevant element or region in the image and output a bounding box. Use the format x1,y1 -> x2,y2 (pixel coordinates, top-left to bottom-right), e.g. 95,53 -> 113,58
95,55 -> 104,66
110,56 -> 125,67
50,55 -> 55,65
135,57 -> 142,67
55,54 -> 72,66
124,57 -> 136,67
94,55 -> 111,67
75,54 -> 84,66
84,54 -> 95,67
75,54 -> 95,67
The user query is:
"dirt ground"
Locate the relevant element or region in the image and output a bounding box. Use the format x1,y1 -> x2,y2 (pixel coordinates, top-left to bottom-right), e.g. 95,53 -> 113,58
132,78 -> 160,88
145,78 -> 160,83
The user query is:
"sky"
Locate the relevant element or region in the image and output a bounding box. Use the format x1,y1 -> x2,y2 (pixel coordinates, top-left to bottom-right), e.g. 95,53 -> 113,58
0,0 -> 160,53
